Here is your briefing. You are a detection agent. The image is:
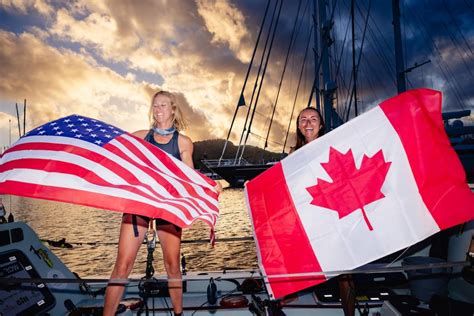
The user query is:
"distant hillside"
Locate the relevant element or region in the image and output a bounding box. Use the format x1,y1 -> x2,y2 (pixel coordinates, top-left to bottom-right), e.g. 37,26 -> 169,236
193,139 -> 285,170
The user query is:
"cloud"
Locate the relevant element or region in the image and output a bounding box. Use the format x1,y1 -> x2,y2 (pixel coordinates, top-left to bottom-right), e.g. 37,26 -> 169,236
0,28 -> 221,146
0,30 -> 149,134
0,0 -> 52,15
196,0 -> 252,63
2,0 -> 471,154
37,0 -> 255,140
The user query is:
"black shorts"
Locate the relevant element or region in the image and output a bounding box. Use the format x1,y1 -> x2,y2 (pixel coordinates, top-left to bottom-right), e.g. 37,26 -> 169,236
122,214 -> 182,233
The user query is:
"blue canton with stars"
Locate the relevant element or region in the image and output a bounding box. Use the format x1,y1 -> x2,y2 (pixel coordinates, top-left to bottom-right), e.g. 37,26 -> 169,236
25,115 -> 126,146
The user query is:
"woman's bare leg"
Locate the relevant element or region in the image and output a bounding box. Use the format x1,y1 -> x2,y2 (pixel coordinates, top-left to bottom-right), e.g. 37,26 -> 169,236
157,224 -> 183,314
103,215 -> 148,316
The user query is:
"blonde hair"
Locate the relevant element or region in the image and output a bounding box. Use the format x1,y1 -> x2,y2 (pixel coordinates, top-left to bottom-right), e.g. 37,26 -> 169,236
148,90 -> 187,131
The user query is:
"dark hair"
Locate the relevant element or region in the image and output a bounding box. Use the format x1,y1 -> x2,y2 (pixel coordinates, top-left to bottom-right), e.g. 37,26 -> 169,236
294,107 -> 325,151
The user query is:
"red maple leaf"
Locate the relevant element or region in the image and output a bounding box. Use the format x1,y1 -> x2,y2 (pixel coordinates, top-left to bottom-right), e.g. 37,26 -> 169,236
306,147 -> 391,231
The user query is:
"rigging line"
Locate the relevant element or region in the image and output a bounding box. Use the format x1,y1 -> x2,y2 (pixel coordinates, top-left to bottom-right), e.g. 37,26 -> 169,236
407,7 -> 464,101
345,0 -> 372,122
41,236 -> 255,246
307,0 -> 339,111
333,0 -> 351,114
330,1 -> 343,113
327,0 -> 339,78
442,0 -> 473,56
360,53 -> 396,97
350,0 -> 358,117
264,0 -> 303,150
333,4 -> 350,86
336,0 -> 392,117
409,8 -> 466,109
463,0 -> 474,13
441,20 -> 474,79
306,0 -> 338,109
282,1 -> 311,113
357,1 -> 394,55
359,4 -> 395,78
365,25 -> 395,79
332,1 -> 347,115
282,26 -> 313,153
233,0 -> 280,164
218,0 -> 271,163
312,0 -> 321,110
401,0 -> 408,76
239,0 -> 284,162
340,0 -> 360,117
358,72 -> 380,113
355,0 -> 396,76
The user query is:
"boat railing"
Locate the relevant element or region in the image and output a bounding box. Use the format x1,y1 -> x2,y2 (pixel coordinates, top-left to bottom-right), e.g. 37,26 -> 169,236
202,158 -> 251,167
1,260 -> 470,285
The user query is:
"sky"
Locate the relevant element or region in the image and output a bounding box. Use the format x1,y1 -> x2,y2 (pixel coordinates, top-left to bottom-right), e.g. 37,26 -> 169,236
1,0 -> 473,153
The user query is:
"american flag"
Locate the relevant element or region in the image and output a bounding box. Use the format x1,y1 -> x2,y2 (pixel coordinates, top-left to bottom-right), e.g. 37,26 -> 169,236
0,115 -> 219,230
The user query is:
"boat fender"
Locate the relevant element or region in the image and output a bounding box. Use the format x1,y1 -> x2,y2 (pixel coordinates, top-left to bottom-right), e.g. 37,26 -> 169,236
181,254 -> 187,274
120,297 -> 144,311
207,277 -> 217,304
0,199 -> 6,224
220,295 -> 249,308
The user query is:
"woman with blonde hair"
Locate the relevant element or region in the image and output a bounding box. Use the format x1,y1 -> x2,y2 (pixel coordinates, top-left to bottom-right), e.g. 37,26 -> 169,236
104,90 -> 193,316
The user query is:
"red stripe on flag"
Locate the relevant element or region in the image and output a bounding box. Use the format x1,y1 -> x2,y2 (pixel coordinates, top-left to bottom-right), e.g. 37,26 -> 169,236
0,115 -> 219,233
0,180 -> 194,227
247,163 -> 325,299
379,89 -> 474,229
0,159 -> 201,222
4,141 -> 214,218
111,136 -> 219,211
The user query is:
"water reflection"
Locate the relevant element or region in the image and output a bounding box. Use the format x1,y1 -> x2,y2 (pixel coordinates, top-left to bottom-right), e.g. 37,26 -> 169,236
2,185 -> 258,277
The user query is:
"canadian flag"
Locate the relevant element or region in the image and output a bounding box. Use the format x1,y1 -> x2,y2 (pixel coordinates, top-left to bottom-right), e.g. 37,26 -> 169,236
245,89 -> 474,299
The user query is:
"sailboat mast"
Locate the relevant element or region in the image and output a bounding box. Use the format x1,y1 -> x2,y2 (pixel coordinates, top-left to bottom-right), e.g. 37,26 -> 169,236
392,0 -> 407,94
15,103 -> 21,138
351,0 -> 358,116
313,1 -> 321,111
23,99 -> 26,136
317,0 -> 335,130
218,0 -> 271,164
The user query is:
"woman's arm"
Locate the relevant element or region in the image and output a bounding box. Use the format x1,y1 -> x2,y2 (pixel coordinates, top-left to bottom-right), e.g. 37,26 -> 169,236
132,130 -> 148,138
178,134 -> 194,169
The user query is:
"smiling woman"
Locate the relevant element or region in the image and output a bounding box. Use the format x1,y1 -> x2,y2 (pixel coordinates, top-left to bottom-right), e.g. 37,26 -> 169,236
290,107 -> 325,154
104,90 -> 195,316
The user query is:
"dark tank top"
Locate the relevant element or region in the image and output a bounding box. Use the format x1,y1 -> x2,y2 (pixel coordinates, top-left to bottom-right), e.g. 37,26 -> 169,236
144,129 -> 181,160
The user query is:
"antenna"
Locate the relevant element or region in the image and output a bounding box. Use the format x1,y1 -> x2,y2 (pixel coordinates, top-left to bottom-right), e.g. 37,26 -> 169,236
15,103 -> 21,137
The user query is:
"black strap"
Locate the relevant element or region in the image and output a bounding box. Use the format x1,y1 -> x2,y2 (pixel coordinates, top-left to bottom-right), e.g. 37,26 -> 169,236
132,214 -> 138,237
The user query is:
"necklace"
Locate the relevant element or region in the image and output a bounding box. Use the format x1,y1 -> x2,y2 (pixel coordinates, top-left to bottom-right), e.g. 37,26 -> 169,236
153,126 -> 176,136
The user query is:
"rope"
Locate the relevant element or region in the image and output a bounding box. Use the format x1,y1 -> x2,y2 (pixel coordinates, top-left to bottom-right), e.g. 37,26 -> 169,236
41,236 -> 255,247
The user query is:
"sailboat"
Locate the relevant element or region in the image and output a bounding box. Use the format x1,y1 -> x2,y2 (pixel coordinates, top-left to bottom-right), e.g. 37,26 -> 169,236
203,0 -> 473,187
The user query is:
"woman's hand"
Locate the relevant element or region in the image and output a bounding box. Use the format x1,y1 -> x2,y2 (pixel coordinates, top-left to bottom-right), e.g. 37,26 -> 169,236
214,181 -> 223,194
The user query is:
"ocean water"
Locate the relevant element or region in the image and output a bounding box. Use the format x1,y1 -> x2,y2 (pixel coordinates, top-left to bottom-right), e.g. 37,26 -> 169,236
2,184 -> 258,278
